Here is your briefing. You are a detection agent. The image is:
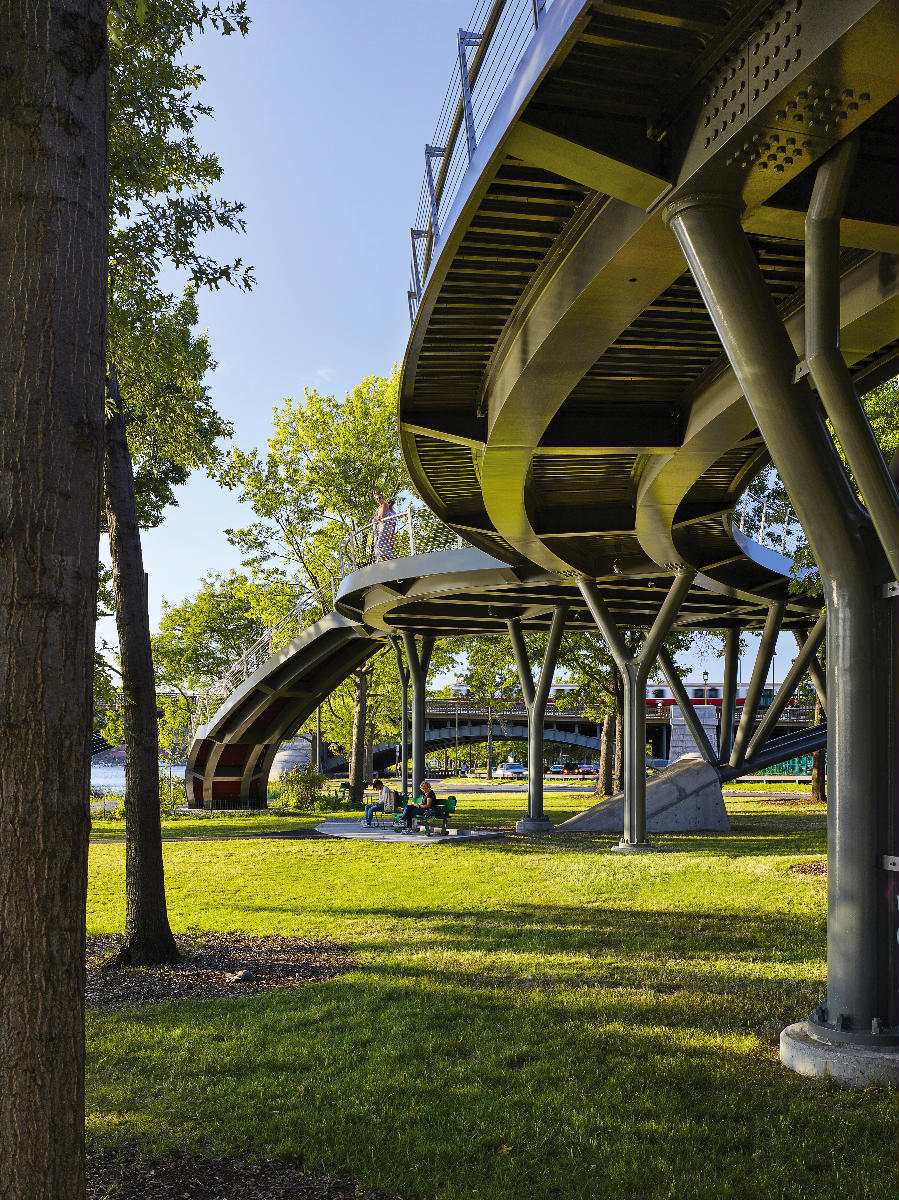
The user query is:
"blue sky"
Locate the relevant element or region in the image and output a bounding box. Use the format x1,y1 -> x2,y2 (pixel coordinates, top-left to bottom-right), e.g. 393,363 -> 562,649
114,0 -> 797,687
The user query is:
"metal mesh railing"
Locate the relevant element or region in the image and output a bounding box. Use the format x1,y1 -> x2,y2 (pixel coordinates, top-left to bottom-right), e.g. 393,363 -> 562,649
408,0 -> 554,322
337,507 -> 466,574
191,510 -> 467,736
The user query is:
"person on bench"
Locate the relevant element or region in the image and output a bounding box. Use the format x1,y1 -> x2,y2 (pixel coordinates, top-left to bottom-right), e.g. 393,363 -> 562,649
363,779 -> 394,827
401,780 -> 439,832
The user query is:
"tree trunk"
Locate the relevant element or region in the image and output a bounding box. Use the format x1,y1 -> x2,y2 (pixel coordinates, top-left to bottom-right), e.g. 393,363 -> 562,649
0,5 -> 107,1197
486,708 -> 493,780
598,714 -> 615,797
364,727 -> 374,784
103,381 -> 178,968
613,675 -> 624,793
349,666 -> 369,803
810,691 -> 826,804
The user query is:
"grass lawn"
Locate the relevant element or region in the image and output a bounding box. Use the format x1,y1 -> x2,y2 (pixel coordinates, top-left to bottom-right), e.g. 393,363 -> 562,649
86,793 -> 896,1200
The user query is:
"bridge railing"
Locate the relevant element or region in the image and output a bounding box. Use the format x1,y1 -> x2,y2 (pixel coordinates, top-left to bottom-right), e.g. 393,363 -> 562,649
408,0 -> 555,323
337,507 -> 465,575
191,578 -> 337,735
191,509 -> 465,737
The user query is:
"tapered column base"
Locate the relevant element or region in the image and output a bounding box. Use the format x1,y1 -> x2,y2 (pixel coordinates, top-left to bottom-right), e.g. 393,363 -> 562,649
610,840 -> 662,854
515,817 -> 554,834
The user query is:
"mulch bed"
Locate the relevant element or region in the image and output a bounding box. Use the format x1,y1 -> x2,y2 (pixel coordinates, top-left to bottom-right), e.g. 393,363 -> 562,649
86,932 -> 354,1011
790,860 -> 827,876
86,1149 -> 401,1199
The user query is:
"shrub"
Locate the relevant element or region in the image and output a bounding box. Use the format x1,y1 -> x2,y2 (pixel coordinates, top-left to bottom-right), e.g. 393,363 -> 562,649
274,762 -> 329,812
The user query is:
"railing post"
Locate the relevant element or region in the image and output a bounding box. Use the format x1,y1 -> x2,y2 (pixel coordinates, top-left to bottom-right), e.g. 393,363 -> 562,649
425,144 -> 445,241
410,228 -> 427,301
407,509 -> 416,555
457,29 -> 481,162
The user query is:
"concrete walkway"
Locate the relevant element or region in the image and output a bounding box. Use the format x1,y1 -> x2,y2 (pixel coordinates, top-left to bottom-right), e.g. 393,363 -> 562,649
315,817 -> 503,845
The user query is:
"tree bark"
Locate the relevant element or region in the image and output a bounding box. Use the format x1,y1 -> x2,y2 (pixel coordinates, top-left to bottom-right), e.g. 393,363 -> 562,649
103,377 -> 178,967
614,676 -> 625,793
0,5 -> 108,1197
598,713 -> 615,797
810,690 -> 826,804
349,666 -> 369,803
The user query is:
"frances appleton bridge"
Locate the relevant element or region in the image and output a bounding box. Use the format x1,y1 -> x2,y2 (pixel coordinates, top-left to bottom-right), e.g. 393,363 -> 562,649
187,1 -> 898,1083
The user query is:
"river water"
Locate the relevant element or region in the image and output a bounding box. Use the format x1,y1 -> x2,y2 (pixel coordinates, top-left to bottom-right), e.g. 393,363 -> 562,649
91,762 -> 185,794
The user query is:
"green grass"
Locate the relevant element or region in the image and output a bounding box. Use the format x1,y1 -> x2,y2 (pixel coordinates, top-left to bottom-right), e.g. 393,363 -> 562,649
85,796 -> 895,1200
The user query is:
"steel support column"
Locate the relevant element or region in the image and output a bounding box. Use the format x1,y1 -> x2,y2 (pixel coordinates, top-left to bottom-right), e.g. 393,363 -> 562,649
805,140 -> 899,580
729,601 -> 785,769
401,631 -> 434,794
390,636 -> 411,796
579,571 -> 695,851
746,613 -> 826,761
656,646 -> 718,765
665,193 -> 898,1048
793,628 -> 827,713
718,628 -> 740,762
508,606 -> 566,834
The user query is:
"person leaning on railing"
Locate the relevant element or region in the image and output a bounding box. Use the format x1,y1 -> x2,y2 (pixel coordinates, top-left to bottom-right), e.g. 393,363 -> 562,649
372,490 -> 397,560
400,780 -> 439,833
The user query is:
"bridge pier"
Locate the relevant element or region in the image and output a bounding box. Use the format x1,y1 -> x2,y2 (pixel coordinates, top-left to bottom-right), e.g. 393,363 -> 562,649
579,572 -> 696,852
401,632 -> 434,795
508,605 -> 566,834
390,636 -> 410,797
665,190 -> 898,1077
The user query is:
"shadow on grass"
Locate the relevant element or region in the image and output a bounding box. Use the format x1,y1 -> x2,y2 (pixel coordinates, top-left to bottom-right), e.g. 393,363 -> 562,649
84,897 -> 891,1200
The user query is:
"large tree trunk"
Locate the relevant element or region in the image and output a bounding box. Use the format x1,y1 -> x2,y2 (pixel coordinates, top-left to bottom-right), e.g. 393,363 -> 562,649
0,5 -> 108,1197
614,677 -> 625,793
810,691 -> 826,804
349,666 -> 369,803
103,382 -> 178,967
597,713 -> 615,797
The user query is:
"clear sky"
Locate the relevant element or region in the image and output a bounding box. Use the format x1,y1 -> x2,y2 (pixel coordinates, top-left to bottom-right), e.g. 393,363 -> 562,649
114,0 -> 798,687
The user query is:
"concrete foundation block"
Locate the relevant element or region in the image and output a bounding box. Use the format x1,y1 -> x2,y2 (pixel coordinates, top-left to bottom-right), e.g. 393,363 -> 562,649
555,756 -> 729,834
780,1022 -> 899,1087
515,817 -> 555,834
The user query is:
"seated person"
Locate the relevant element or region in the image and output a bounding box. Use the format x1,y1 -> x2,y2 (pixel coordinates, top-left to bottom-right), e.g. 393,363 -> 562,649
401,780 -> 439,831
363,779 -> 394,827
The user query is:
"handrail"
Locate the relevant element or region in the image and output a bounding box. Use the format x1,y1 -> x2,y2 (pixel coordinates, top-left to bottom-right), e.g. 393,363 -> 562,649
408,0 -> 553,321
190,509 -> 467,737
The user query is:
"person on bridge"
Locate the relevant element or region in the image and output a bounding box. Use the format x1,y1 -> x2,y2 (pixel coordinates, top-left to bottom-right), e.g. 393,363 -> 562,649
372,491 -> 397,560
401,780 -> 439,832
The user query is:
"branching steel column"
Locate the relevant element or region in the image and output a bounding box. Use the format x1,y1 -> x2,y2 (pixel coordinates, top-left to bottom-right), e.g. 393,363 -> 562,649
665,193 -> 897,1046
746,613 -> 826,761
805,140 -> 899,580
390,636 -> 411,796
729,601 -> 785,769
656,646 -> 718,766
507,606 -> 566,833
718,628 -> 740,761
401,632 -> 434,794
579,572 -> 695,850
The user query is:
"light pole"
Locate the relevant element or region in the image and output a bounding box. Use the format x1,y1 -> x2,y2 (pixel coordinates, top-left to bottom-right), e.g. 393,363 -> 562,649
702,669 -> 709,705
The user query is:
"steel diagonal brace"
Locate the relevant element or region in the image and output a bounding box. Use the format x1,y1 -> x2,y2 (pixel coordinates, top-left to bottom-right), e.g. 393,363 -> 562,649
746,612 -> 826,762
793,628 -> 826,713
656,645 -> 719,766
578,571 -> 696,848
729,601 -> 785,770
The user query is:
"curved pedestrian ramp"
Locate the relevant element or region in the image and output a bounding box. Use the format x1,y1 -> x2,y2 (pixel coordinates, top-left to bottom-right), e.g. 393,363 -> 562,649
315,818 -> 502,845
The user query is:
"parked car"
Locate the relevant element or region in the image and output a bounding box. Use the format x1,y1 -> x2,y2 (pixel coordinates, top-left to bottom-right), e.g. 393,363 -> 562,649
578,762 -> 599,776
494,762 -> 527,779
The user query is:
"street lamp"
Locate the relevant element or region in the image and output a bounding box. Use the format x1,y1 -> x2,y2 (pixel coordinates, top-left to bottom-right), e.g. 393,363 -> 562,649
702,669 -> 709,705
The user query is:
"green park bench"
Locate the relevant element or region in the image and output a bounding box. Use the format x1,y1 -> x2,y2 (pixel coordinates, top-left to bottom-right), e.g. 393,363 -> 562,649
394,794 -> 458,836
